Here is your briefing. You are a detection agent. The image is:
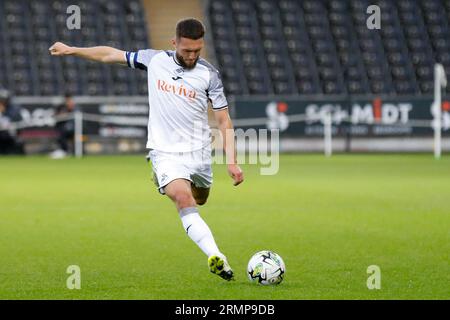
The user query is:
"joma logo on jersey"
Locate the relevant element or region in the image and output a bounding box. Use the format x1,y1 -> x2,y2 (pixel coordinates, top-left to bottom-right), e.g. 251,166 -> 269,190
157,79 -> 197,99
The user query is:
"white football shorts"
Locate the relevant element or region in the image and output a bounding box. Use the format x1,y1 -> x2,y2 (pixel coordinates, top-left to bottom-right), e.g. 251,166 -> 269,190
147,147 -> 213,195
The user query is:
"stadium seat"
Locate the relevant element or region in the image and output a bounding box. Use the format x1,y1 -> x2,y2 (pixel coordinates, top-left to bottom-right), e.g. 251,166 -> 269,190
208,0 -> 450,96
1,0 -> 449,97
0,0 -> 150,96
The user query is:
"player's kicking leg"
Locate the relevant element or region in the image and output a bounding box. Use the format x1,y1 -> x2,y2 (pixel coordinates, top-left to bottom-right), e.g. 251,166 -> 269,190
163,179 -> 234,281
190,184 -> 234,279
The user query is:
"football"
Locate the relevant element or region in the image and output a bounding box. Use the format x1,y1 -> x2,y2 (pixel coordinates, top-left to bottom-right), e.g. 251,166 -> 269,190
247,250 -> 286,285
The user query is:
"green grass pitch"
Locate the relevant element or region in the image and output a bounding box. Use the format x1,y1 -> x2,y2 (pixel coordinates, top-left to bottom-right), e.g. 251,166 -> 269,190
0,154 -> 448,299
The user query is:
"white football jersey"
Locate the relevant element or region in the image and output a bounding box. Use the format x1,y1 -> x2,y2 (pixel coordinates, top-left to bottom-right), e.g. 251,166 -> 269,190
125,49 -> 228,152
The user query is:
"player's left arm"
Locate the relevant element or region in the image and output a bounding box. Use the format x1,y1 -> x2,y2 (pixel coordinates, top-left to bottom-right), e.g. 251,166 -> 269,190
49,42 -> 127,65
214,109 -> 244,186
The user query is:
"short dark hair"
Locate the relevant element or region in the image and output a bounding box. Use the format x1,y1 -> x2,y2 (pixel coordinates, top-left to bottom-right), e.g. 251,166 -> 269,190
176,18 -> 205,40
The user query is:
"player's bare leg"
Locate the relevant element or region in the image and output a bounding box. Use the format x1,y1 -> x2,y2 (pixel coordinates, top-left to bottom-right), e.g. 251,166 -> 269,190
164,179 -> 234,281
164,178 -> 196,210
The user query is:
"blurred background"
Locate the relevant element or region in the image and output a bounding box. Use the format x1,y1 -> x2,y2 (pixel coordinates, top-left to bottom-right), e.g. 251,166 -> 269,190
0,0 -> 449,157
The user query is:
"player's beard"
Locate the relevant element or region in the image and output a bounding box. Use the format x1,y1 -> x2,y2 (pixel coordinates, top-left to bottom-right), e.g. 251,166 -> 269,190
176,53 -> 199,70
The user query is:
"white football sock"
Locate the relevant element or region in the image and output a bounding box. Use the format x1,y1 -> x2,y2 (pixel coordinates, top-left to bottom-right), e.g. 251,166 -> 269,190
179,207 -> 222,257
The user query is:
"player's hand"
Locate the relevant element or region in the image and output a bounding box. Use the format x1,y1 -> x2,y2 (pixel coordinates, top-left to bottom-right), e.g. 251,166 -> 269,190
49,42 -> 73,56
227,164 -> 244,186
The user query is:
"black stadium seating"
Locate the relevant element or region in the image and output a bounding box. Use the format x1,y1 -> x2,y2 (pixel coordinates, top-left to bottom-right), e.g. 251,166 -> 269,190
1,0 -> 449,97
0,0 -> 149,96
209,0 -> 450,96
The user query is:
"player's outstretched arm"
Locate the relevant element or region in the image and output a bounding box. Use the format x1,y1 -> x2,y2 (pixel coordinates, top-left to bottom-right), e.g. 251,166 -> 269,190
214,108 -> 244,186
49,42 -> 127,65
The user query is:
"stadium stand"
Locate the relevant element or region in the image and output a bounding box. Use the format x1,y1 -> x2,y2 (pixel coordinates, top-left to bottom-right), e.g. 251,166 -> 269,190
0,0 -> 449,98
208,0 -> 450,96
0,0 -> 149,96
